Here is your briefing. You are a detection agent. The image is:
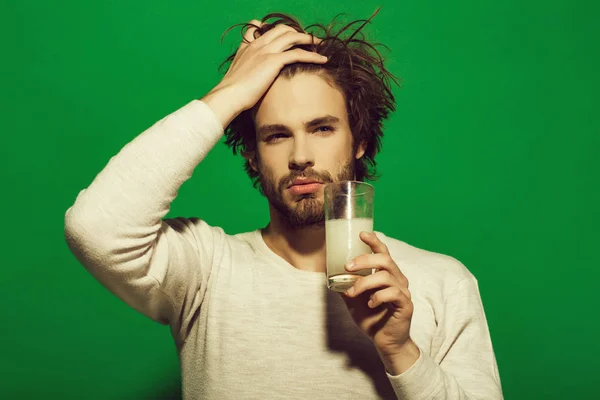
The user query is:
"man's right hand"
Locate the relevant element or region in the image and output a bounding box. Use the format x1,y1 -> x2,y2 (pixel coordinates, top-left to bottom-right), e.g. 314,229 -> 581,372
201,20 -> 327,128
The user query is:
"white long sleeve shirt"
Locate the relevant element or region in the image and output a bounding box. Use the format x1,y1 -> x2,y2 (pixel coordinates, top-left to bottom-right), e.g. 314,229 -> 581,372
64,99 -> 503,399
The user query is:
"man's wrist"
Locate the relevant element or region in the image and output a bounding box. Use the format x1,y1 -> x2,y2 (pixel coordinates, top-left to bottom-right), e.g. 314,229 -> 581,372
200,85 -> 242,129
378,339 -> 421,376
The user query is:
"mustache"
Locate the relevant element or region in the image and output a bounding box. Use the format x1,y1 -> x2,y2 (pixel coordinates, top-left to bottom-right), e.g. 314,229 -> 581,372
278,170 -> 334,191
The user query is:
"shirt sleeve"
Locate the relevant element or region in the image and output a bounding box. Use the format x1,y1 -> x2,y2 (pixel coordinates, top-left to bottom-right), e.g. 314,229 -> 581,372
63,100 -> 224,343
386,277 -> 504,399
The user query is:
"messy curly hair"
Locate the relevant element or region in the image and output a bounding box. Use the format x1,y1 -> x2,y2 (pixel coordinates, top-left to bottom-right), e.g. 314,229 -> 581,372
220,8 -> 400,193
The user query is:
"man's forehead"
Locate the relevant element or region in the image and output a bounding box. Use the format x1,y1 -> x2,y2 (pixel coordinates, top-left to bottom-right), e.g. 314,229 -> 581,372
254,73 -> 347,121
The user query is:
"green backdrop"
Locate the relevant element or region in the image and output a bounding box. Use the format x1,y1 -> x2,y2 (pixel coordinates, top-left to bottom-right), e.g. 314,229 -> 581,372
2,0 -> 598,399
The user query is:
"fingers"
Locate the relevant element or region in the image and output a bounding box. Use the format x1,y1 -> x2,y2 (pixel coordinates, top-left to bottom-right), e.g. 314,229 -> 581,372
246,23 -> 321,50
347,253 -> 395,272
360,231 -> 390,255
345,270 -> 408,299
254,23 -> 299,45
239,20 -> 263,50
369,286 -> 413,310
267,31 -> 321,53
245,20 -> 263,40
278,48 -> 328,66
238,21 -> 323,67
347,253 -> 409,287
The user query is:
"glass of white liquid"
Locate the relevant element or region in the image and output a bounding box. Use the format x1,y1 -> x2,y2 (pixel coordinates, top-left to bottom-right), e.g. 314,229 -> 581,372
324,181 -> 374,292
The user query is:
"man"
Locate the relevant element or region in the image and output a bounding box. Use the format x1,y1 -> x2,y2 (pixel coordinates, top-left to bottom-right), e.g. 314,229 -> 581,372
64,12 -> 503,400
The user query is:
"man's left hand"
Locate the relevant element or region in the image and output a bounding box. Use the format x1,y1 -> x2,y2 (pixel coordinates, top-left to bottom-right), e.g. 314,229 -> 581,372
339,231 -> 420,374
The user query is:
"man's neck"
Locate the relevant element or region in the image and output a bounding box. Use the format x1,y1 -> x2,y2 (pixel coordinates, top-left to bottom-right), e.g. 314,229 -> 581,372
261,210 -> 327,273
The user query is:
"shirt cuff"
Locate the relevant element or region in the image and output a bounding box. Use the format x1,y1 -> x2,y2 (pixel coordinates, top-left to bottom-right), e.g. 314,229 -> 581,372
386,346 -> 444,399
178,99 -> 224,138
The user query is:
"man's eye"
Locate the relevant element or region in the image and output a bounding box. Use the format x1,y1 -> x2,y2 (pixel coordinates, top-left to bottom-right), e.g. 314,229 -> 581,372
266,133 -> 288,142
315,126 -> 335,133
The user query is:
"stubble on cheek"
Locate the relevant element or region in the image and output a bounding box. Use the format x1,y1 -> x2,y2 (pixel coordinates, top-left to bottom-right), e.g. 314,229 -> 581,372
255,152 -> 357,228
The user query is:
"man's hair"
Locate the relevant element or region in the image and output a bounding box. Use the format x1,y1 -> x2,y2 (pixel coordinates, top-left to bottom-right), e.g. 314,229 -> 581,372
220,9 -> 400,193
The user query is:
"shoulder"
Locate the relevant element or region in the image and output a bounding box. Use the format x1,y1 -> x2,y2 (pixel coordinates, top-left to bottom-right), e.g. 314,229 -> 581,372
162,217 -> 253,252
374,231 -> 476,287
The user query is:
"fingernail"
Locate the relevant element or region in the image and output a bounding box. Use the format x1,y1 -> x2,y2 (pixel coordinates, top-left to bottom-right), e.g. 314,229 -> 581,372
346,261 -> 355,270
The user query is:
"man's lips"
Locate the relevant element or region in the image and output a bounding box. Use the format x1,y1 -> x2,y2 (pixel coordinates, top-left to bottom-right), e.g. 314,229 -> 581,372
288,179 -> 324,195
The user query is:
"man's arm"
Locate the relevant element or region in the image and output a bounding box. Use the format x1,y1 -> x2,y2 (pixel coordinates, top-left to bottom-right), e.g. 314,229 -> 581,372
387,276 -> 503,399
63,100 -> 225,330
63,21 -> 327,337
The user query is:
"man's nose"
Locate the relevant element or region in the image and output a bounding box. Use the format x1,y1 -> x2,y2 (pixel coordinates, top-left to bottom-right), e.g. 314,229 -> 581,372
288,138 -> 315,171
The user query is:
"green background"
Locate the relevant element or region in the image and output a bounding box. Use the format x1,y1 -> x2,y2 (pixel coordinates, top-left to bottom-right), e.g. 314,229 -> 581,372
2,0 -> 598,398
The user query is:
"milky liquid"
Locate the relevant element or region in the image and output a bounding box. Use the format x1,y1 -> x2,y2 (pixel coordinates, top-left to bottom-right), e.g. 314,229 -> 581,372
325,218 -> 374,292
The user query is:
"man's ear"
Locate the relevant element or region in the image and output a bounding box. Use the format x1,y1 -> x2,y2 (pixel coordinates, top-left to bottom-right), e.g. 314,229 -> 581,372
242,150 -> 258,172
355,140 -> 367,160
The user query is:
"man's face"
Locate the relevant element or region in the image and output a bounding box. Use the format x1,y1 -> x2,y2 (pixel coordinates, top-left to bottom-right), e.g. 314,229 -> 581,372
251,72 -> 365,228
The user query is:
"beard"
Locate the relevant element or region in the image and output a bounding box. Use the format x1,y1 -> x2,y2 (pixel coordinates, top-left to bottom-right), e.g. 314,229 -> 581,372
257,158 -> 356,229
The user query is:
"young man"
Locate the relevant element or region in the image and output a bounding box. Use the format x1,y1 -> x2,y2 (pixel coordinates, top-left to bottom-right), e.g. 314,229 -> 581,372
64,13 -> 503,400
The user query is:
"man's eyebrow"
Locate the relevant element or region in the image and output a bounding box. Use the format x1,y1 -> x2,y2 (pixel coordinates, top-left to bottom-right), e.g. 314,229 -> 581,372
257,124 -> 289,137
304,115 -> 340,129
257,115 -> 341,138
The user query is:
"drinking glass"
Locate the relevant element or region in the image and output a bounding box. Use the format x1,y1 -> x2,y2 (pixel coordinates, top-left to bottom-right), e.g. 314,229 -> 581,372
324,181 -> 374,292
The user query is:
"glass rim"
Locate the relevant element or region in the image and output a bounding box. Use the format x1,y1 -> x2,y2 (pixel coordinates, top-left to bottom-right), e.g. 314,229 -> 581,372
324,180 -> 374,198
324,180 -> 374,190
